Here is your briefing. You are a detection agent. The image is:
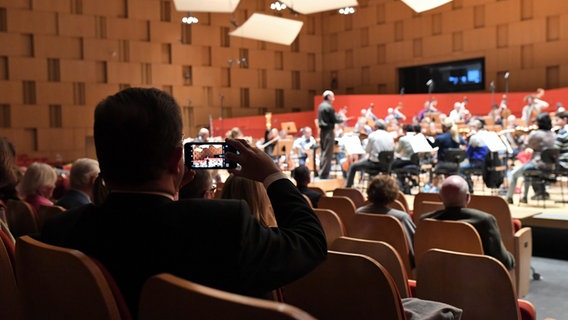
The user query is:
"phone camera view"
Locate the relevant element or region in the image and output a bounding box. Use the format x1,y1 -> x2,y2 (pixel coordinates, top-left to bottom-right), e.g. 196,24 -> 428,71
185,143 -> 236,169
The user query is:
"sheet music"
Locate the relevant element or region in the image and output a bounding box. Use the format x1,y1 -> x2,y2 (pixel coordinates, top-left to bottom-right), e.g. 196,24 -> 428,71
479,131 -> 507,152
341,135 -> 366,155
408,133 -> 434,153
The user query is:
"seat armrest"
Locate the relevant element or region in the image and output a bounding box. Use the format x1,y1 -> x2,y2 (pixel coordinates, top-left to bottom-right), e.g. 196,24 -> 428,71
518,299 -> 536,320
407,279 -> 416,297
513,227 -> 532,298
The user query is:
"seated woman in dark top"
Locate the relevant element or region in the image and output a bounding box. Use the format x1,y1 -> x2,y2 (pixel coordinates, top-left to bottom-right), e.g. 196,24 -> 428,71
356,175 -> 416,255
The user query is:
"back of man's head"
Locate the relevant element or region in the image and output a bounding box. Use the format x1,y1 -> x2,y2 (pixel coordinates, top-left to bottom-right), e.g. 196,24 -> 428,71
291,165 -> 310,186
69,158 -> 100,190
94,88 -> 182,186
439,175 -> 470,208
374,119 -> 386,130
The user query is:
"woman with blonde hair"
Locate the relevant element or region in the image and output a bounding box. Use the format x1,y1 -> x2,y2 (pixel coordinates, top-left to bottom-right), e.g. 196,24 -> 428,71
17,162 -> 57,214
221,174 -> 277,228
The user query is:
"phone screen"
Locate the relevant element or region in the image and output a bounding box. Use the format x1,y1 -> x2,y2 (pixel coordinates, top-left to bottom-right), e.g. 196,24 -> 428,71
184,142 -> 237,169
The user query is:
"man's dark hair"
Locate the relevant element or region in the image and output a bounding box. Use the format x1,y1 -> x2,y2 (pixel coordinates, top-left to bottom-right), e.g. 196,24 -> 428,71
94,88 -> 182,186
291,165 -> 310,185
536,112 -> 552,131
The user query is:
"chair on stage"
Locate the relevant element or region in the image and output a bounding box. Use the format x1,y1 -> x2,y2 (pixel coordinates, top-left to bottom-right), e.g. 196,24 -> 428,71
522,147 -> 559,208
414,219 -> 483,268
16,236 -> 131,320
416,249 -> 536,320
332,187 -> 366,208
283,251 -> 406,320
358,151 -> 395,191
348,213 -> 414,276
6,199 -> 38,237
434,149 -> 466,176
330,237 -> 411,298
318,196 -> 356,231
139,274 -> 315,320
468,194 -> 533,298
313,209 -> 347,247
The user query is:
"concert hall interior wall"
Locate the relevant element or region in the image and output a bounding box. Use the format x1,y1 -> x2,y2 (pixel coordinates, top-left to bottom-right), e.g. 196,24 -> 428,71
1,0 -> 568,162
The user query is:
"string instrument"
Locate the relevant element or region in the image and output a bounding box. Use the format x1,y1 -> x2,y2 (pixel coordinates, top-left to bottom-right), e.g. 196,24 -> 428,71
256,136 -> 279,150
499,125 -> 538,137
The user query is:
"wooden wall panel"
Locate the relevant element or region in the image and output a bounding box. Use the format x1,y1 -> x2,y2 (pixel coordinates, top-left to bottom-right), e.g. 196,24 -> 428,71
8,57 -> 47,80
36,82 -> 74,105
62,105 -> 94,128
60,60 -> 97,82
82,0 -> 127,17
11,105 -> 49,127
128,41 -> 154,63
128,0 -> 160,20
283,52 -> 307,70
462,28 -> 496,52
0,82 -> 23,103
191,25 -> 220,46
6,9 -> 57,34
266,70 -> 291,89
151,64 -> 183,85
106,62 -> 142,84
231,68 -> 258,88
247,50 -> 274,70
191,66 -> 221,86
82,39 -> 120,61
31,0 -> 69,13
149,21 -> 181,43
0,33 -> 33,56
422,35 -> 452,57
171,44 -> 204,65
107,18 -> 149,41
58,14 -> 97,38
34,35 -> 83,59
485,1 -> 521,26
0,0 -> 30,9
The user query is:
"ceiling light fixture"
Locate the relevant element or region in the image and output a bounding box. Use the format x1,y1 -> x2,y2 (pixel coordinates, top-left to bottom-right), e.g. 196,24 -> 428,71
182,12 -> 199,24
338,6 -> 355,14
270,1 -> 287,11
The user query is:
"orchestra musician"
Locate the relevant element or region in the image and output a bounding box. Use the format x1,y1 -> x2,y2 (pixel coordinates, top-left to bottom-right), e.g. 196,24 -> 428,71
521,89 -> 549,126
345,120 -> 394,188
506,112 -> 555,204
292,127 -> 316,166
460,119 -> 489,193
392,124 -> 420,194
429,118 -> 466,173
394,102 -> 407,122
553,111 -> 568,170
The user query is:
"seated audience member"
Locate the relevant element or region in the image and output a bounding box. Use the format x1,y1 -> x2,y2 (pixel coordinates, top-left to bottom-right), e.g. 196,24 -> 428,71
178,170 -> 215,199
40,88 -> 327,316
420,175 -> 515,270
0,137 -> 22,203
291,165 -> 322,208
221,175 -> 277,227
18,162 -> 57,215
356,175 -> 416,256
56,158 -> 100,209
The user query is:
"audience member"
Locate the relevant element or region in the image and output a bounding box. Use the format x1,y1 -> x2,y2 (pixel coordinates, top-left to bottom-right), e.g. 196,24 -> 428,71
345,119 -> 394,188
40,88 -> 326,316
291,165 -> 321,208
56,158 -> 100,209
0,137 -> 21,203
221,174 -> 277,227
356,175 -> 416,256
178,170 -> 215,199
18,162 -> 57,214
225,127 -> 243,139
421,175 -> 515,270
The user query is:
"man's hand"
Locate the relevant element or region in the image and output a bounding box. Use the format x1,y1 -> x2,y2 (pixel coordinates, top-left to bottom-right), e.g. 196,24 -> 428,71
225,138 -> 280,182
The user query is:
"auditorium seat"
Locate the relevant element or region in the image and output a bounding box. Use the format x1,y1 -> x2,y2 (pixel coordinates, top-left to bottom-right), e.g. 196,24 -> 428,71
0,229 -> 20,320
313,208 -> 347,247
6,199 -> 38,237
332,187 -> 366,208
139,274 -> 315,320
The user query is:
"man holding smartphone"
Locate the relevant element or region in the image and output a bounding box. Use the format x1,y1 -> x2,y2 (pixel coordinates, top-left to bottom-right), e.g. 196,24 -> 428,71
41,88 -> 327,316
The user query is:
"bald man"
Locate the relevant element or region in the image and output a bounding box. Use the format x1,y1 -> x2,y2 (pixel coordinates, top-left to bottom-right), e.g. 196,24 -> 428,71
420,175 -> 515,270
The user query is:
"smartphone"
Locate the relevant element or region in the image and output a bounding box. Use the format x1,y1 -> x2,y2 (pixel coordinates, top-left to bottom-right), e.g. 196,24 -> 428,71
184,142 -> 238,169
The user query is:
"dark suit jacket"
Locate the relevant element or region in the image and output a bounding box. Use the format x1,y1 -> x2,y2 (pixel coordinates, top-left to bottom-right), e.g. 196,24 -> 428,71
55,189 -> 91,210
298,185 -> 322,208
41,179 -> 327,315
421,207 -> 515,270
431,132 -> 465,161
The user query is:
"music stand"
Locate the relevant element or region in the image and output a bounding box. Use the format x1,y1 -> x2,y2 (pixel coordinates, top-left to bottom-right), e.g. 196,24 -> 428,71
281,122 -> 297,135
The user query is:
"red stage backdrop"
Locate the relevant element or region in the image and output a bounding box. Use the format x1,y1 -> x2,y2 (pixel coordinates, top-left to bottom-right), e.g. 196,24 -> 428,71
212,88 -> 567,139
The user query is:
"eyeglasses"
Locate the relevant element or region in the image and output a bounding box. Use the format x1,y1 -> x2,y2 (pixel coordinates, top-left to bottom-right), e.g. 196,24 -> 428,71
206,186 -> 217,195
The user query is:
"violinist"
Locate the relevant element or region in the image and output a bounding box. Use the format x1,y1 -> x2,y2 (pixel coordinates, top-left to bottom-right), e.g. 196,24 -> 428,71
460,119 -> 488,193
506,113 -> 555,204
430,118 -> 466,173
292,127 -> 316,166
392,124 -> 420,194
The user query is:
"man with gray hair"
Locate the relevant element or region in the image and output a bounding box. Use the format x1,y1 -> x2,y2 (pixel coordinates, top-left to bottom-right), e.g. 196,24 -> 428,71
345,119 -> 394,187
420,175 -> 515,270
56,158 -> 100,209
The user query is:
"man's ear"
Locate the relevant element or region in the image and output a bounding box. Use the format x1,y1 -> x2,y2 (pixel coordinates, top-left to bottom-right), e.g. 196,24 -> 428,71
167,146 -> 184,174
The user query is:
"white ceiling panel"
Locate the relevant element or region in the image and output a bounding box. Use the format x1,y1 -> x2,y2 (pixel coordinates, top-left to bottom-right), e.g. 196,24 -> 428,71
229,13 -> 303,46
